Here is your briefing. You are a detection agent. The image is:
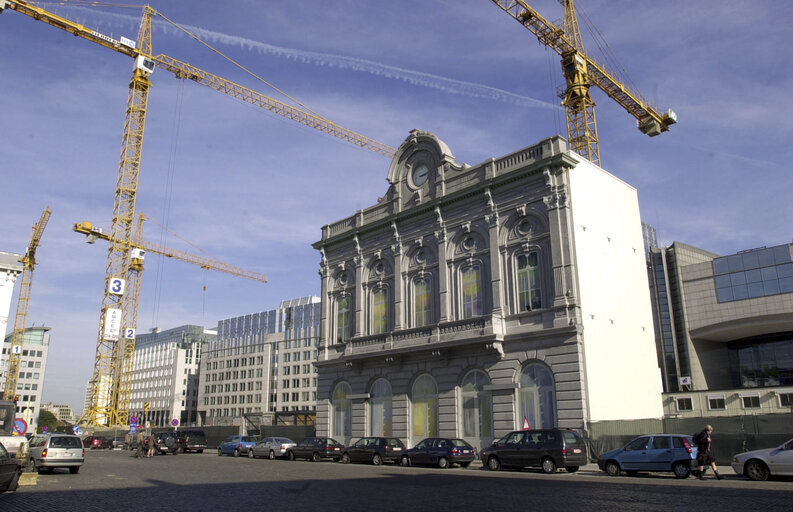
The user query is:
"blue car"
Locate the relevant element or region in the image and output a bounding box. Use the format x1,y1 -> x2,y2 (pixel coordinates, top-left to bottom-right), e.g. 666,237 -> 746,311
217,435 -> 258,457
597,434 -> 698,478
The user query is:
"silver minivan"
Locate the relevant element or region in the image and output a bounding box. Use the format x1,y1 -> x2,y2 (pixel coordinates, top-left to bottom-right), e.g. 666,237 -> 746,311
27,433 -> 85,474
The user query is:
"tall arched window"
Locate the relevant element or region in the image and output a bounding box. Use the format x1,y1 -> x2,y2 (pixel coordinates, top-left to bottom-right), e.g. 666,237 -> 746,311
462,266 -> 483,318
517,252 -> 542,311
369,379 -> 392,436
414,276 -> 433,327
372,288 -> 388,334
336,296 -> 351,342
518,363 -> 555,429
411,374 -> 438,443
332,382 -> 352,440
461,370 -> 493,440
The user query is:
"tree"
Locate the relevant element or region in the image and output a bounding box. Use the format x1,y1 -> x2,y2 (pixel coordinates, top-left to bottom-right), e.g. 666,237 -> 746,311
37,410 -> 60,433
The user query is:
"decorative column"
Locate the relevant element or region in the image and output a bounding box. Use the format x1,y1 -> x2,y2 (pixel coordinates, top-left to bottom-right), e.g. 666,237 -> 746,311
391,221 -> 403,330
434,206 -> 449,323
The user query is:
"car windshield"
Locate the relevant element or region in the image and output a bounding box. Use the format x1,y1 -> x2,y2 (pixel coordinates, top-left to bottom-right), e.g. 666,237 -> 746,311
451,439 -> 471,448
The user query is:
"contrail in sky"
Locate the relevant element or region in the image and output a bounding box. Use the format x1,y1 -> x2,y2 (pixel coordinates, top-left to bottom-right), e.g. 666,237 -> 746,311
61,7 -> 558,111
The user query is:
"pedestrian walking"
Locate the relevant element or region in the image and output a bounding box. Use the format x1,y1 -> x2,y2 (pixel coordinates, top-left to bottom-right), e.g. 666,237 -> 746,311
147,434 -> 156,458
695,425 -> 722,480
135,431 -> 145,459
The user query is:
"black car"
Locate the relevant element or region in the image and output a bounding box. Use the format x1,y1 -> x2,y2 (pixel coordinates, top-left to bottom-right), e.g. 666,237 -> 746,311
176,429 -> 207,453
481,429 -> 588,473
400,438 -> 476,468
0,442 -> 21,494
340,437 -> 405,465
287,437 -> 344,462
153,431 -> 179,455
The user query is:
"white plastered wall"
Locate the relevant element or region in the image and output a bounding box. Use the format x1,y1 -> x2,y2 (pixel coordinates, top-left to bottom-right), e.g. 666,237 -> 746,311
567,158 -> 663,421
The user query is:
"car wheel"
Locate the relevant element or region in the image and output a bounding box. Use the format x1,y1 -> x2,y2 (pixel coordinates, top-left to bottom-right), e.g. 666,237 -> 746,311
400,455 -> 411,467
341,453 -> 351,464
248,449 -> 255,459
605,461 -> 621,477
672,461 -> 690,479
459,462 -> 471,468
312,452 -> 322,463
372,453 -> 383,466
233,449 -> 241,457
69,466 -> 80,474
565,466 -> 579,473
287,451 -> 295,461
438,457 -> 449,469
541,457 -> 557,474
269,450 -> 276,460
217,448 -> 223,456
487,456 -> 501,471
745,460 -> 770,481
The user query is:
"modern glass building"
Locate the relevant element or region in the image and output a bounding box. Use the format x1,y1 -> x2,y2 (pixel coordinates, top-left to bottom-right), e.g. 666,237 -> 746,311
647,241 -> 793,417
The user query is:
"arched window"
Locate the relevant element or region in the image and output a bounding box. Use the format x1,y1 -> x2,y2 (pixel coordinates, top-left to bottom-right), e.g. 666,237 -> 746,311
461,370 -> 493,439
517,252 -> 541,311
336,296 -> 351,342
462,266 -> 483,318
414,276 -> 433,327
518,363 -> 555,429
371,288 -> 388,334
411,374 -> 438,443
369,379 -> 392,436
332,382 -> 352,440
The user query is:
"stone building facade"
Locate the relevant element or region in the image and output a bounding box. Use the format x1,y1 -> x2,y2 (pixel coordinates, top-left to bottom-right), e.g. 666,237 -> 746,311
312,131 -> 663,451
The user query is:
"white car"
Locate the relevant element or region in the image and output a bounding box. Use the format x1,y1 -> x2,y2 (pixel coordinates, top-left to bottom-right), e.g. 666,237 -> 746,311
731,438 -> 793,481
248,437 -> 296,459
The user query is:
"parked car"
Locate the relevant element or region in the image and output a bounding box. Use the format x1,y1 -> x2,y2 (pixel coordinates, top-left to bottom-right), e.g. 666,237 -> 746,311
482,429 -> 588,473
0,441 -> 21,494
218,435 -> 258,457
340,437 -> 405,465
400,437 -> 476,468
27,433 -> 85,474
176,430 -> 207,453
248,437 -> 296,459
597,434 -> 697,478
83,435 -> 112,449
731,437 -> 793,481
286,437 -> 344,462
152,431 -> 180,455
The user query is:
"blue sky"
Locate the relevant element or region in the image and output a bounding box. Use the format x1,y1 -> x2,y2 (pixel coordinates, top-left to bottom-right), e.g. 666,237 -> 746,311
2,0 -> 792,414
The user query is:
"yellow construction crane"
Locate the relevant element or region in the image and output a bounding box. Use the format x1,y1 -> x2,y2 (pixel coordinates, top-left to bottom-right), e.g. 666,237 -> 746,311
490,0 -> 676,166
0,0 -> 395,426
2,207 -> 51,401
74,215 -> 268,421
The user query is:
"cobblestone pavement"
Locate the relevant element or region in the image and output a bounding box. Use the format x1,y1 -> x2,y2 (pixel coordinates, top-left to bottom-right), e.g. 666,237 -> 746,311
2,449 -> 792,511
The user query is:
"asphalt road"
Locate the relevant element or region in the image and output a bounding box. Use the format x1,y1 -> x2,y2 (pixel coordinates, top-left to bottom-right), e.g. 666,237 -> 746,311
2,449 -> 792,511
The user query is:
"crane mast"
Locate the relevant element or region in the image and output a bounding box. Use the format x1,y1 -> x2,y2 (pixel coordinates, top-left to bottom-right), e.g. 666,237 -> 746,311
489,0 -> 677,166
3,207 -> 51,401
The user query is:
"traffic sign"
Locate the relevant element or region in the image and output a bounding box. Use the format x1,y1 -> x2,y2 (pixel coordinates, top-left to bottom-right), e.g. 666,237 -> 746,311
129,424 -> 137,434
144,402 -> 150,412
171,419 -> 179,427
73,425 -> 82,436
522,416 -> 530,431
13,418 -> 27,435
130,416 -> 138,425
